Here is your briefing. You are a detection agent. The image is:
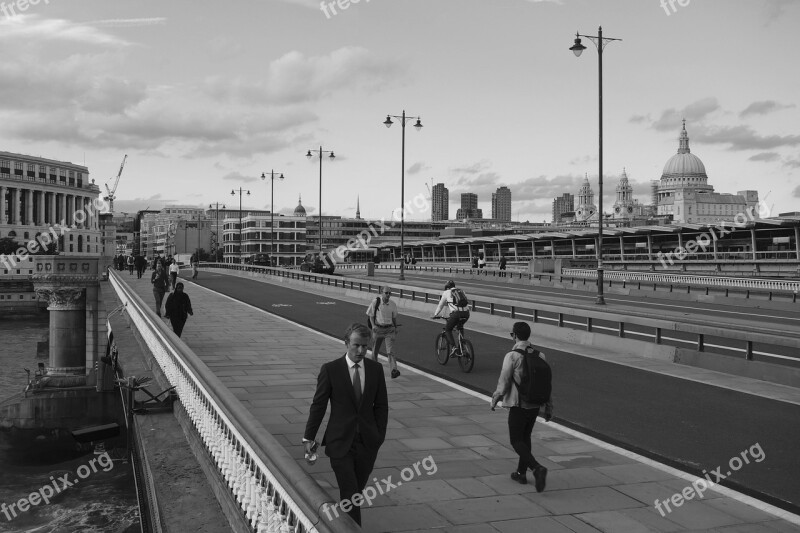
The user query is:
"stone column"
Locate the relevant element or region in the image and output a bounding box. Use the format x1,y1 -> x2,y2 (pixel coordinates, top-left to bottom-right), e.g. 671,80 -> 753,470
0,185 -> 6,224
13,188 -> 21,224
59,193 -> 67,225
38,190 -> 45,225
34,286 -> 87,375
25,188 -> 34,225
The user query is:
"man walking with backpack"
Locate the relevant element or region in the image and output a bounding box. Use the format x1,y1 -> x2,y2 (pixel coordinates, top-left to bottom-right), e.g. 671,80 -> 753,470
366,287 -> 401,379
491,321 -> 553,491
431,280 -> 470,357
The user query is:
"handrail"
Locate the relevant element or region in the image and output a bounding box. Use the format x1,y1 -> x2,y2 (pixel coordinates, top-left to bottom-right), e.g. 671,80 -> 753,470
108,269 -> 357,533
564,269 -> 800,292
201,263 -> 800,363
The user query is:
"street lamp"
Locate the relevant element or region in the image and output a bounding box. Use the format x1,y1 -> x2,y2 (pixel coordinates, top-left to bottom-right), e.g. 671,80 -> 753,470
384,110 -> 423,281
209,202 -> 225,262
261,170 -> 285,267
230,188 -> 250,264
569,26 -> 621,305
305,147 -> 335,257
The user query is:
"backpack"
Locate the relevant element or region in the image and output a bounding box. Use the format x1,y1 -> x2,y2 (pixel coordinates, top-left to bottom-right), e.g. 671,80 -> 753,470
512,347 -> 552,405
367,297 -> 381,328
450,288 -> 469,309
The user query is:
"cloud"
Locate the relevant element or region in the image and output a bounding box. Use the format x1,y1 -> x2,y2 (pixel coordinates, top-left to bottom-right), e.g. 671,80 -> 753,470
406,162 -> 429,175
651,97 -> 720,132
740,100 -> 795,117
793,185 -> 800,198
85,18 -> 167,28
569,154 -> 595,166
450,160 -> 492,175
113,195 -> 179,214
748,152 -> 781,163
693,125 -> 800,151
222,171 -> 260,183
0,15 -> 130,46
201,47 -> 403,106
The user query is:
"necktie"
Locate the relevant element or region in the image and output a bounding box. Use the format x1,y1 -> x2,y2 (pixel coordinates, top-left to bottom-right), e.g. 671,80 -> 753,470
353,363 -> 362,405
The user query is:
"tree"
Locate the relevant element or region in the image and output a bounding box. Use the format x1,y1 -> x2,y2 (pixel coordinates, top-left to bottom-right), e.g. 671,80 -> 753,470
0,237 -> 19,255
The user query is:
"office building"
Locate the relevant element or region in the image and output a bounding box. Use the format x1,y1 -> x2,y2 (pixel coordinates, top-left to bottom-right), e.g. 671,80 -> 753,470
491,186 -> 511,222
432,183 -> 448,221
552,193 -> 575,224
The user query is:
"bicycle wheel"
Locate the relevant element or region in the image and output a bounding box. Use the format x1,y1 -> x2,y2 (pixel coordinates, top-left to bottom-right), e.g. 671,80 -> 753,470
435,333 -> 450,365
459,339 -> 475,373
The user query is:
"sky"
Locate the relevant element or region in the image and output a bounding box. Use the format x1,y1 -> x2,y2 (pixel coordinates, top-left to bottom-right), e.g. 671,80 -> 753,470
0,0 -> 798,223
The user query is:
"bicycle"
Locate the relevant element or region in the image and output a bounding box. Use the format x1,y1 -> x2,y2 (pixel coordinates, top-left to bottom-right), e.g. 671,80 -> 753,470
432,316 -> 475,373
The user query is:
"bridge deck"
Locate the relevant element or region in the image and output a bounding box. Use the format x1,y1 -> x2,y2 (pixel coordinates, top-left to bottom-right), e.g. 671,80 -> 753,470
118,273 -> 800,532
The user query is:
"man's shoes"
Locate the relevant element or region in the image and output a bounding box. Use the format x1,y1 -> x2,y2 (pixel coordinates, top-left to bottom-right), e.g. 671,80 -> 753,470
533,466 -> 547,493
510,471 -> 527,485
391,369 -> 400,379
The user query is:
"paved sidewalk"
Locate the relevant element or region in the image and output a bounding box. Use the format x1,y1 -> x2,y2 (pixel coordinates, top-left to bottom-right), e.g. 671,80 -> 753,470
121,274 -> 800,532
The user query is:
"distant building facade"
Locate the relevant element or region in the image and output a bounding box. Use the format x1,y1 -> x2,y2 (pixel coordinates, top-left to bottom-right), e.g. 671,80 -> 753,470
456,193 -> 482,220
656,121 -> 759,224
552,193 -> 574,224
575,175 -> 597,223
491,186 -> 511,222
432,183 -> 449,221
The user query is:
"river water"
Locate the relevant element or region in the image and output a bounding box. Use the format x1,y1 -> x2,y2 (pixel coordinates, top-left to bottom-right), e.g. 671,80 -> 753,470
0,317 -> 140,533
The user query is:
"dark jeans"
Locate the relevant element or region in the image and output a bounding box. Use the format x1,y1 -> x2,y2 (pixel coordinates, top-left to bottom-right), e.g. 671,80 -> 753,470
508,406 -> 542,473
329,435 -> 378,526
169,272 -> 177,289
153,289 -> 166,316
445,311 -> 469,349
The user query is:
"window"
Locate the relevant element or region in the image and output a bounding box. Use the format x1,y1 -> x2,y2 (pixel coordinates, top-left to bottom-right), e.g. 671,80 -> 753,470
14,162 -> 23,176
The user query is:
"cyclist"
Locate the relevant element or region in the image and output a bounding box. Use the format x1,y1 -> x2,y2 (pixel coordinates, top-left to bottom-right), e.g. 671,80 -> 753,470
431,280 -> 470,356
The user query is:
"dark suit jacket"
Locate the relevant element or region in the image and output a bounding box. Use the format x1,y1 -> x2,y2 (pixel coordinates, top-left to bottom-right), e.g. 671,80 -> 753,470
304,355 -> 388,459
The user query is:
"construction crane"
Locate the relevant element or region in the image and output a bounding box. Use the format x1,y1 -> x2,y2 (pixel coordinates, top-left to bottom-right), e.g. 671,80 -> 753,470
425,178 -> 433,222
104,154 -> 128,213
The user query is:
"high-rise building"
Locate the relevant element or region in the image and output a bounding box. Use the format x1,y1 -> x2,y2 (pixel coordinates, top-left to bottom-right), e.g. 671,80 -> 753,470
491,186 -> 511,222
455,193 -> 482,220
552,193 -> 574,224
432,183 -> 448,221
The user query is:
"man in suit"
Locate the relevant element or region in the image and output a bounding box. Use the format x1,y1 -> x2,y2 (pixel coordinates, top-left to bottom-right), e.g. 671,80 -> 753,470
304,323 -> 389,526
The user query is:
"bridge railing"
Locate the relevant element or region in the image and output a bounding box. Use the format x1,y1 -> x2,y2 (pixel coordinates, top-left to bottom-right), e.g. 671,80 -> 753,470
202,263 -> 800,365
109,270 -> 357,533
564,269 -> 800,293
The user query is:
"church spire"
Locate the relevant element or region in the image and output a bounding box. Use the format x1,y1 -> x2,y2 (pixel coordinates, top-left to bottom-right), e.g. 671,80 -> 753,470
356,196 -> 361,219
678,119 -> 691,154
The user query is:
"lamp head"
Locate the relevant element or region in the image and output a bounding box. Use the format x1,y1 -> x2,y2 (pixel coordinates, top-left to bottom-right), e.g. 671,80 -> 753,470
570,33 -> 586,57
230,190 -> 235,196
306,150 -> 313,159
383,115 -> 393,128
329,152 -> 335,160
414,118 -> 423,131
261,172 -> 266,180
279,173 -> 284,180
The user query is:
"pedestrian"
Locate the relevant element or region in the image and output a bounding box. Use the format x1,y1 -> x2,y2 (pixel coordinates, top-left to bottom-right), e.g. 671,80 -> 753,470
366,287 -> 401,379
190,253 -> 198,280
471,256 -> 478,269
498,254 -> 507,277
127,255 -> 134,275
168,259 -> 180,291
303,323 -> 388,526
150,263 -> 169,317
164,282 -> 193,337
478,253 -> 486,269
135,254 -> 146,279
490,321 -> 553,492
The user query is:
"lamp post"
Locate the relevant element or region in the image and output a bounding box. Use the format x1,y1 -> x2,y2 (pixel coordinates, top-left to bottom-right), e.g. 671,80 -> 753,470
569,26 -> 621,305
383,110 -> 423,281
209,202 -> 225,261
261,170 -> 285,267
305,147 -> 335,257
230,188 -> 250,264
